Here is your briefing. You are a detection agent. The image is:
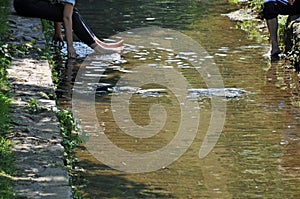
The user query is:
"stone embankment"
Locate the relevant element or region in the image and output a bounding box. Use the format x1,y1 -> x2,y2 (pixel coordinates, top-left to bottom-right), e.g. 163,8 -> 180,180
7,5 -> 72,199
284,15 -> 300,70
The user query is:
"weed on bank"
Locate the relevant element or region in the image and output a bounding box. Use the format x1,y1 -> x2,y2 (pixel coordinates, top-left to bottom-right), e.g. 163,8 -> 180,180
0,0 -> 16,198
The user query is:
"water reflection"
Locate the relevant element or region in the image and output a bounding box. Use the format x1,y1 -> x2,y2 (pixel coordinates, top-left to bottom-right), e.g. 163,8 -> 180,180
264,62 -> 300,179
54,0 -> 300,198
76,0 -> 214,38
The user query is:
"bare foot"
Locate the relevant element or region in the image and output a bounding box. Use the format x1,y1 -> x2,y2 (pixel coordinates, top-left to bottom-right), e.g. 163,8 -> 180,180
263,48 -> 282,58
93,44 -> 124,54
271,49 -> 282,56
96,39 -> 124,48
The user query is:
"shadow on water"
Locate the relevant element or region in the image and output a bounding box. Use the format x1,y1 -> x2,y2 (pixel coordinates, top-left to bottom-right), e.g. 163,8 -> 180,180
76,0 -> 216,38
75,146 -> 174,198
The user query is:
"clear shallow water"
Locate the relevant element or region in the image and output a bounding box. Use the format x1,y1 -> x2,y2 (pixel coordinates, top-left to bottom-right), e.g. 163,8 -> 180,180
56,0 -> 300,198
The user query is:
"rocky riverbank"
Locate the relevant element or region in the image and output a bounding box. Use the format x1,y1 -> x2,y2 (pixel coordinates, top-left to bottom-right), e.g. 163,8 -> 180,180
7,6 -> 72,199
284,15 -> 300,70
225,5 -> 300,69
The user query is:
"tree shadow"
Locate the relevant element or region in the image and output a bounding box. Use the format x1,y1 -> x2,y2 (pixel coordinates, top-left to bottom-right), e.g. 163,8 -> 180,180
75,146 -> 173,199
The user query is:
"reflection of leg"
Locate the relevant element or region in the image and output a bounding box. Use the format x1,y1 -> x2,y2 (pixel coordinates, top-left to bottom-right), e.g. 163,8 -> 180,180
266,18 -> 281,56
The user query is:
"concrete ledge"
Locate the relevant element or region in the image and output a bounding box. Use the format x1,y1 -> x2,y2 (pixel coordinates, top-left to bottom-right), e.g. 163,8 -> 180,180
7,6 -> 72,199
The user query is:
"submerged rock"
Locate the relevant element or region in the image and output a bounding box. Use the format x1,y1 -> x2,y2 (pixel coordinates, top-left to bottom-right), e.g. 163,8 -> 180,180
187,88 -> 248,100
107,86 -> 248,99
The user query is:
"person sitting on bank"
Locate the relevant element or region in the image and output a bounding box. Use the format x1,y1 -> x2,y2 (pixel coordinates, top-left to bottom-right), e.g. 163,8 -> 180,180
13,0 -> 124,58
263,0 -> 300,58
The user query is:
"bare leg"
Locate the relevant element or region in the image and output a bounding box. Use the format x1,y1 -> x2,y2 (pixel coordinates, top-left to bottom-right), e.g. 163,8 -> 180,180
266,18 -> 282,56
72,8 -> 124,49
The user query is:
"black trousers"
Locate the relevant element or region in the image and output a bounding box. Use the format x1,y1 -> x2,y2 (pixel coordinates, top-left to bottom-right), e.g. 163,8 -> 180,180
13,0 -> 95,46
263,0 -> 300,20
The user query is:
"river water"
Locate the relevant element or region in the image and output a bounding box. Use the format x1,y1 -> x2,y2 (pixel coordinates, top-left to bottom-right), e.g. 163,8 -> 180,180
56,0 -> 300,198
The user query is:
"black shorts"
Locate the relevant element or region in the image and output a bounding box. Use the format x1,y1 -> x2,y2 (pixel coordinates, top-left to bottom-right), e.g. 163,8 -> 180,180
13,0 -> 96,46
263,0 -> 300,20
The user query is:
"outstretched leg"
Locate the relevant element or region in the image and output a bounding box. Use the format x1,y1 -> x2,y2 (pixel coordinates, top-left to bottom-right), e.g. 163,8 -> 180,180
95,38 -> 124,48
72,9 -> 123,49
14,0 -> 123,54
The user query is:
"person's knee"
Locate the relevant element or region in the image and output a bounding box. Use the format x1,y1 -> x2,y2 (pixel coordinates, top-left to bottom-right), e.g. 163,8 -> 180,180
72,8 -> 80,17
72,8 -> 81,23
263,2 -> 279,20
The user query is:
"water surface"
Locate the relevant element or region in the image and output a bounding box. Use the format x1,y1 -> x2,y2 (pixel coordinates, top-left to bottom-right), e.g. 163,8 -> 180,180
56,0 -> 300,198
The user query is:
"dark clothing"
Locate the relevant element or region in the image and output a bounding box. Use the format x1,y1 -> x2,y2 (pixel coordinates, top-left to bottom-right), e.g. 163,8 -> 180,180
263,0 -> 300,20
13,0 -> 96,46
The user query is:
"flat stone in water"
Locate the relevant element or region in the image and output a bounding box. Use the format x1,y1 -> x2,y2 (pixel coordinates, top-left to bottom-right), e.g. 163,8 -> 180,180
109,86 -> 140,93
84,73 -> 108,77
187,88 -> 248,99
136,88 -> 167,94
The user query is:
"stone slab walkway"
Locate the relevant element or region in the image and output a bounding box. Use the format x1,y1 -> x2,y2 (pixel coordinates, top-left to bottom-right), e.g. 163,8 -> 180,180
7,6 -> 72,199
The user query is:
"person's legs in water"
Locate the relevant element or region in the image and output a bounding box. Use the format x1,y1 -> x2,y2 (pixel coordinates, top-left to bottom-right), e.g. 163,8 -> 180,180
96,38 -> 124,48
13,0 -> 123,54
263,0 -> 300,57
71,8 -> 123,48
